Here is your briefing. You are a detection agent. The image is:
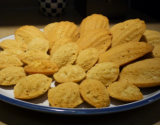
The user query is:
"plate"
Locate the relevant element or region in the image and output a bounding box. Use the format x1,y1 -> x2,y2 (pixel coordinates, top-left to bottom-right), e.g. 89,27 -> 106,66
0,35 -> 160,115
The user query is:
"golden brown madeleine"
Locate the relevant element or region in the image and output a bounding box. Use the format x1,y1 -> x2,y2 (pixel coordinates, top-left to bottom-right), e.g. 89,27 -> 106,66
0,39 -> 27,51
152,44 -> 160,58
0,49 -> 24,58
75,48 -> 99,71
24,60 -> 59,76
107,81 -> 143,102
14,74 -> 52,100
119,58 -> 160,88
80,79 -> 110,108
76,29 -> 112,55
140,30 -> 160,58
50,36 -> 73,55
26,37 -> 49,53
19,50 -> 50,64
47,21 -> 79,49
79,14 -> 109,35
140,30 -> 160,46
50,42 -> 79,68
53,65 -> 86,83
86,62 -> 119,86
43,22 -> 59,39
48,82 -> 83,108
99,42 -> 154,66
0,67 -> 26,86
0,55 -> 23,69
110,19 -> 146,47
15,25 -> 44,44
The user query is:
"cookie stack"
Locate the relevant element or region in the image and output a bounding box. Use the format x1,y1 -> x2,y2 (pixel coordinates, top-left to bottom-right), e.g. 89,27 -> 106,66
0,14 -> 160,109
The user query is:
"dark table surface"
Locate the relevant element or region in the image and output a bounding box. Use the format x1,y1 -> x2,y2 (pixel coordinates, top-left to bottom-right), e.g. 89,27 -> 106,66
0,98 -> 160,125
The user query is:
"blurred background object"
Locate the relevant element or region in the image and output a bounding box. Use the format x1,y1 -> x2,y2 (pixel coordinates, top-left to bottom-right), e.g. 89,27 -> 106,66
74,0 -> 130,18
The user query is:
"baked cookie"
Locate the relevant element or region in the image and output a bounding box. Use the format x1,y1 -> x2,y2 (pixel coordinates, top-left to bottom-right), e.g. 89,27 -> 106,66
76,29 -> 112,54
0,67 -> 26,86
50,42 -> 79,68
99,42 -> 154,66
53,65 -> 86,83
14,74 -> 52,100
110,19 -> 146,47
107,81 -> 143,102
0,55 -> 23,69
140,30 -> 160,46
75,48 -> 99,71
119,58 -> 160,87
79,14 -> 109,35
48,82 -> 83,108
50,36 -> 73,55
0,39 -> 27,51
79,79 -> 110,108
19,50 -> 50,64
86,62 -> 119,86
24,60 -> 59,76
0,49 -> 24,58
26,37 -> 49,53
47,21 -> 79,49
140,30 -> 160,58
15,25 -> 44,44
43,22 -> 59,39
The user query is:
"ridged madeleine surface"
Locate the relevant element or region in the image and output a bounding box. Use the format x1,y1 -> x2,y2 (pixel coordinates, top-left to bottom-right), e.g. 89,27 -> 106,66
99,42 -> 153,66
119,58 -> 160,87
15,25 -> 44,44
110,19 -> 146,47
0,39 -> 27,51
76,29 -> 112,54
140,30 -> 160,46
140,30 -> 160,58
79,14 -> 109,35
47,21 -> 79,49
24,60 -> 59,76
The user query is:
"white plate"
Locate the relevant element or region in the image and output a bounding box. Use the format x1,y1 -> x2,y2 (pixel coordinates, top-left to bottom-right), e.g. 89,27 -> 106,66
0,35 -> 160,115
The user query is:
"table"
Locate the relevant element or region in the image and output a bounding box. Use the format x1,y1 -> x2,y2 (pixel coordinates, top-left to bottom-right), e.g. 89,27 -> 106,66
0,7 -> 160,125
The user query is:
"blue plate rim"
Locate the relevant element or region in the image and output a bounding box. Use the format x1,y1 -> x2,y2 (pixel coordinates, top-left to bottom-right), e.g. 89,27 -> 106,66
0,91 -> 160,115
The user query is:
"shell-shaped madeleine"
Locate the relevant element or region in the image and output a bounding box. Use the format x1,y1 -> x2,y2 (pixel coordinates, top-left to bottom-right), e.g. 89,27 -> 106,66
19,50 -> 50,64
107,81 -> 143,102
0,67 -> 26,86
99,42 -> 153,66
79,14 -> 109,35
47,21 -> 80,49
26,37 -> 49,53
50,36 -> 73,56
14,74 -> 52,100
140,30 -> 160,58
0,39 -> 27,51
43,22 -> 59,39
15,25 -> 44,44
0,55 -> 23,69
76,29 -> 112,54
119,58 -> 160,88
110,19 -> 146,47
140,30 -> 160,46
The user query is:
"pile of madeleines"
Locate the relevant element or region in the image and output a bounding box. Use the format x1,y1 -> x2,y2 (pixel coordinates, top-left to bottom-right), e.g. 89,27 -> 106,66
0,14 -> 160,108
